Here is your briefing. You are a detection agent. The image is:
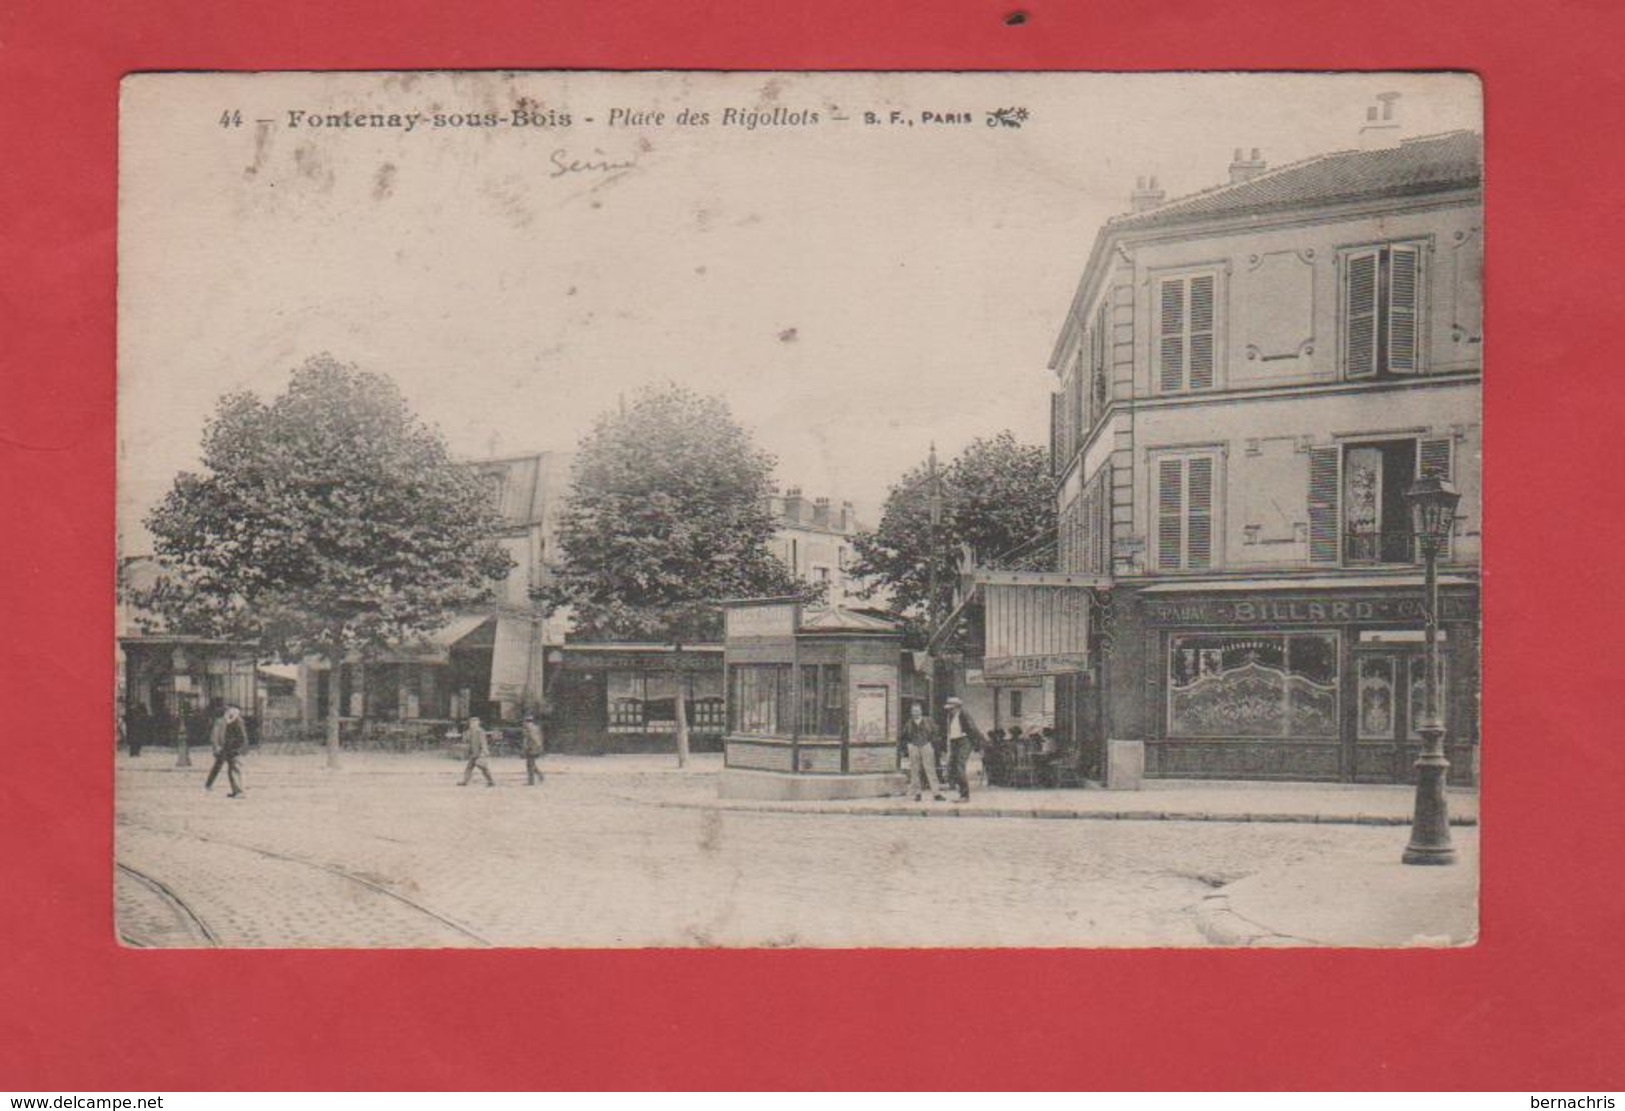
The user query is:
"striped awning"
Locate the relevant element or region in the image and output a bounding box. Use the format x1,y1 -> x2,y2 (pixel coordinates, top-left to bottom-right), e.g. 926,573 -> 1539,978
980,576 -> 1097,678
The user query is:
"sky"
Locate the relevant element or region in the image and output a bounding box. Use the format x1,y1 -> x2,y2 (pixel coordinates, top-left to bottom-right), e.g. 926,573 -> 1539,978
118,70 -> 1480,548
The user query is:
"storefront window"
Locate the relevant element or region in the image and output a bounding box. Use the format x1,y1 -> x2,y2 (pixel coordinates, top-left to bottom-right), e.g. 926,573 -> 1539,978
609,668 -> 727,734
1286,635 -> 1339,736
821,664 -> 844,736
797,664 -> 846,736
1169,633 -> 1339,738
731,664 -> 794,736
607,671 -> 646,732
1358,656 -> 1397,739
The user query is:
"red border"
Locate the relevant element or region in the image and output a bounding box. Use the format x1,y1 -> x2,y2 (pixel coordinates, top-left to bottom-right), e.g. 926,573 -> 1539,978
3,0 -> 1623,1091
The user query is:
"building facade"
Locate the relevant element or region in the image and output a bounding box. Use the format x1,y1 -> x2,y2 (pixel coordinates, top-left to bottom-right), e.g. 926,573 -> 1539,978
1046,122 -> 1482,783
768,487 -> 865,607
545,643 -> 726,754
303,450 -> 572,741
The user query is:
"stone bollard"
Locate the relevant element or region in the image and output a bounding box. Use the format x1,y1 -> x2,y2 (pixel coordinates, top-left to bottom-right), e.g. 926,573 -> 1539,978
1105,739 -> 1145,791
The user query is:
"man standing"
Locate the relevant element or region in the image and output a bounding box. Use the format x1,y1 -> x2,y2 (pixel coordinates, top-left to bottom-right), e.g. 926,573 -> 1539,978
521,712 -> 545,786
204,705 -> 248,798
127,702 -> 149,757
941,696 -> 985,803
459,716 -> 496,787
901,702 -> 946,802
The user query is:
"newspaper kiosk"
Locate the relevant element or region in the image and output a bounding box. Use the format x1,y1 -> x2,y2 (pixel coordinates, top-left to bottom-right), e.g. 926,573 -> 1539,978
719,598 -> 907,801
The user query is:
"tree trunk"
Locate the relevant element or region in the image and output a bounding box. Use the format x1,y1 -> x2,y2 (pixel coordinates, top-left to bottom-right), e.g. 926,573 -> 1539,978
673,649 -> 690,769
326,664 -> 342,769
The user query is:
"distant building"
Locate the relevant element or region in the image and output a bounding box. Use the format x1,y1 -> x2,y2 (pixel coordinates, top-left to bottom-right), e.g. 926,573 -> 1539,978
768,487 -> 867,608
545,642 -> 726,754
303,450 -> 573,739
117,555 -> 260,750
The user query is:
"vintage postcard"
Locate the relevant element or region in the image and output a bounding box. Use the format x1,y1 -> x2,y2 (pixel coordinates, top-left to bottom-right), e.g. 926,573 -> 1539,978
116,70 -> 1482,948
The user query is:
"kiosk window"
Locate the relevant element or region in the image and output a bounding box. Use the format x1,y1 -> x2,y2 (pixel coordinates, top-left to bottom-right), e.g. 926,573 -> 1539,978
731,664 -> 793,736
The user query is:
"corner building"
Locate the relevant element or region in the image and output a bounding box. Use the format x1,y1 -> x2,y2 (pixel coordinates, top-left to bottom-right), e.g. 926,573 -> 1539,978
1049,130 -> 1482,783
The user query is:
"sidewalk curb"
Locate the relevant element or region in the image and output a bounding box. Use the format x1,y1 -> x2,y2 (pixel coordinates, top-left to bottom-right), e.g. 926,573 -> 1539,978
646,798 -> 1479,827
1194,893 -> 1319,947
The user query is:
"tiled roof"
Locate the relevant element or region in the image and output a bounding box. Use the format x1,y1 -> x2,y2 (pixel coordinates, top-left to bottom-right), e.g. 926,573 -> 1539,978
1112,130 -> 1482,231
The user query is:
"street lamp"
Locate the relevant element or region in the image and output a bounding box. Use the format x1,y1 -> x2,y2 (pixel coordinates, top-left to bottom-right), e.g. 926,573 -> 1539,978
1402,475 -> 1462,866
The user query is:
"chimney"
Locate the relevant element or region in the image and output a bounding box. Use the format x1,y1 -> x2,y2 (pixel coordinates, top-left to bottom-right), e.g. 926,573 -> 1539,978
812,497 -> 831,529
1129,174 -> 1166,213
840,500 -> 855,533
1359,92 -> 1403,150
1227,147 -> 1267,184
783,486 -> 805,523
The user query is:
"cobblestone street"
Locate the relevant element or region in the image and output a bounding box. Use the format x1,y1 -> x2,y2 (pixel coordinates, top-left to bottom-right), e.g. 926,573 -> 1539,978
114,753 -> 1478,948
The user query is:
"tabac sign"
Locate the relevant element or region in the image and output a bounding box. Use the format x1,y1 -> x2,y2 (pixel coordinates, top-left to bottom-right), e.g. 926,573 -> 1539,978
979,577 -> 1095,678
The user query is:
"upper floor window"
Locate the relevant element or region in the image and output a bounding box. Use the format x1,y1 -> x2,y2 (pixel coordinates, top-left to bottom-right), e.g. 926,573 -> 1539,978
1156,272 -> 1219,394
1091,300 -> 1110,413
1308,436 -> 1455,566
1153,450 -> 1220,572
480,470 -> 507,514
1342,242 -> 1425,379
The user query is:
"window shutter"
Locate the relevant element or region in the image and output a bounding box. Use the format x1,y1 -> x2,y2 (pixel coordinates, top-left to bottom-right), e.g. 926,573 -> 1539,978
1308,447 -> 1341,563
1188,275 -> 1216,390
1186,456 -> 1214,569
1345,251 -> 1379,379
1095,469 -> 1111,574
1159,279 -> 1186,392
1387,244 -> 1422,373
1156,457 -> 1184,570
1418,437 -> 1454,559
1072,354 -> 1086,442
1049,392 -> 1060,476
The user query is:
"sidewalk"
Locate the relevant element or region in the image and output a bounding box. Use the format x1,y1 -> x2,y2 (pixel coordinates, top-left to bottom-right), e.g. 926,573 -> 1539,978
116,749 -> 1478,827
117,749 -> 727,776
692,777 -> 1479,827
1195,837 -> 1479,947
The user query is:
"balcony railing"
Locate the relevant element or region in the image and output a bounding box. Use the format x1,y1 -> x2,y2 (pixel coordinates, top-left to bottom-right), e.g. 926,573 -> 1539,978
1343,528 -> 1417,565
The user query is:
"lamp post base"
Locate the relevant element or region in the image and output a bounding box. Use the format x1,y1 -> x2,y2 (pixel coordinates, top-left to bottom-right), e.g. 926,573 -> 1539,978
1402,731 -> 1456,866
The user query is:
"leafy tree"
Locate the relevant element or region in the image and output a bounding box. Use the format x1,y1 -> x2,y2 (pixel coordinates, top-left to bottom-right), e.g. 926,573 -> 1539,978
850,431 -> 1055,641
539,385 -> 816,764
140,354 -> 513,767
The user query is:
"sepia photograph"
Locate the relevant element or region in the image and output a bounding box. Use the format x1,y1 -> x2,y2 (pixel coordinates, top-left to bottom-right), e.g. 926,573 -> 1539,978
115,69 -> 1483,948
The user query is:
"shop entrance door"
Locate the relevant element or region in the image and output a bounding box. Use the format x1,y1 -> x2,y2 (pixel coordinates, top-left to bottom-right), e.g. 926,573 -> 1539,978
1351,644 -> 1447,783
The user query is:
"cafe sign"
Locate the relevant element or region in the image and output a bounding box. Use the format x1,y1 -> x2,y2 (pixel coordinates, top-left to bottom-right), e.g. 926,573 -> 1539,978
1143,591 -> 1477,627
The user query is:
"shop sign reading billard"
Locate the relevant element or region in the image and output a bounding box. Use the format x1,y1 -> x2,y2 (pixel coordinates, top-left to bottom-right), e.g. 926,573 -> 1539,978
1143,593 -> 1476,626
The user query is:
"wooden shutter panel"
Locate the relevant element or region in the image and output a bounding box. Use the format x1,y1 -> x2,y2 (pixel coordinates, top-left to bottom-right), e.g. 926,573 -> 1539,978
1156,457 -> 1184,570
1072,354 -> 1086,441
1095,469 -> 1111,574
1049,392 -> 1060,476
1186,455 -> 1214,569
1387,244 -> 1422,373
1418,436 -> 1454,559
1188,275 -> 1216,390
1159,279 -> 1185,392
1308,447 -> 1341,564
1345,251 -> 1379,379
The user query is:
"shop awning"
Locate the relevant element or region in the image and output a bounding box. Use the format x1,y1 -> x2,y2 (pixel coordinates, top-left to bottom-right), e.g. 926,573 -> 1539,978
979,574 -> 1100,678
375,614 -> 497,663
